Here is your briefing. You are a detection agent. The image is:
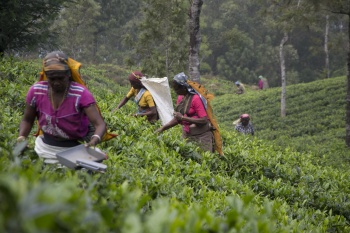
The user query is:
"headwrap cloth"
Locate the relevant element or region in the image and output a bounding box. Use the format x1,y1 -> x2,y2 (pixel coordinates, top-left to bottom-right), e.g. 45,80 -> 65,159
240,113 -> 250,119
173,72 -> 223,156
37,51 -> 117,142
128,71 -> 143,82
40,51 -> 84,85
173,72 -> 207,109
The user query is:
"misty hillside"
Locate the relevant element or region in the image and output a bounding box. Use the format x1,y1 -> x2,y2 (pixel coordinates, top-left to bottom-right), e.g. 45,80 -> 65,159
211,76 -> 349,169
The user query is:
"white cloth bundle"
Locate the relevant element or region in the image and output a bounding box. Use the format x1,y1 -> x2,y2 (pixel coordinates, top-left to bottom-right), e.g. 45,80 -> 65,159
140,77 -> 174,125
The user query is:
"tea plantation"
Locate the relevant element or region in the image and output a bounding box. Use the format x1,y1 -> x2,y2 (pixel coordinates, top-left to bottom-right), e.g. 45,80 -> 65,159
212,76 -> 349,170
1,57 -> 350,232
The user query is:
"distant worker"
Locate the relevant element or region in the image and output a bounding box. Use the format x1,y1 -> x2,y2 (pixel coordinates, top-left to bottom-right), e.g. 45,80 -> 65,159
114,71 -> 158,123
235,81 -> 245,94
235,114 -> 254,135
155,72 -> 214,153
258,75 -> 269,90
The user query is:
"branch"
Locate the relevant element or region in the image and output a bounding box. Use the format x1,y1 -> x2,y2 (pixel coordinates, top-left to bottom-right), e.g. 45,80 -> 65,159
322,7 -> 350,16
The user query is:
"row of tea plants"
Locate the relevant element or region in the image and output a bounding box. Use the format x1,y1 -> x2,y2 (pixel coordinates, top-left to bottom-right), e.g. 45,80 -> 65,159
0,57 -> 349,232
213,76 -> 349,170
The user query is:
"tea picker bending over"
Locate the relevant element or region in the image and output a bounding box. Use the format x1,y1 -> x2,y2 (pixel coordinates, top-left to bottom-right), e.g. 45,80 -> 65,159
155,72 -> 214,153
235,113 -> 254,136
114,71 -> 158,123
235,81 -> 245,94
17,51 -> 108,164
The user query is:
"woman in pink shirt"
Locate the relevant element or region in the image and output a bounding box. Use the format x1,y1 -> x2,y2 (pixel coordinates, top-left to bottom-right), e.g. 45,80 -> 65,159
156,72 -> 213,153
17,51 -> 106,164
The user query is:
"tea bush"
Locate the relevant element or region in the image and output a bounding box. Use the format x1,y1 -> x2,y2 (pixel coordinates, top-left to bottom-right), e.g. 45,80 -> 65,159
213,76 -> 349,170
1,57 -> 349,232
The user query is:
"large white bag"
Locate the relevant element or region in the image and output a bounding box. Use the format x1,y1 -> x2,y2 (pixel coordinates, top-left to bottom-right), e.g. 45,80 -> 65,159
140,77 -> 174,125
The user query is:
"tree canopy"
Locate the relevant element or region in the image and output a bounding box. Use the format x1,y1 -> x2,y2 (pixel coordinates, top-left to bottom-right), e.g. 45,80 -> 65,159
0,0 -> 72,55
1,0 -> 348,87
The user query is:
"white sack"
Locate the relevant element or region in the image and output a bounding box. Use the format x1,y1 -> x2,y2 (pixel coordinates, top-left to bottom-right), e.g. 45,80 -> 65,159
140,77 -> 174,125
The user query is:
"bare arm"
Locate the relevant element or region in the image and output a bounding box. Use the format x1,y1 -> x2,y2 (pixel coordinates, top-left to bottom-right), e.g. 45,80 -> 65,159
155,109 -> 209,133
155,117 -> 179,133
84,104 -> 106,146
173,111 -> 208,125
114,96 -> 129,110
134,106 -> 157,117
18,104 -> 36,139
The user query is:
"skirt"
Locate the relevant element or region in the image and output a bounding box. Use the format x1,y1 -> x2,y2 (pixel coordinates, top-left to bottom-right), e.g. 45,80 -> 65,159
183,130 -> 214,153
34,136 -> 73,164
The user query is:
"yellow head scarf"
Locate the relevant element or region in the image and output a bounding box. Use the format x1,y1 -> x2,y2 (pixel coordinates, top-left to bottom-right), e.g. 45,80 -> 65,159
37,51 -> 116,142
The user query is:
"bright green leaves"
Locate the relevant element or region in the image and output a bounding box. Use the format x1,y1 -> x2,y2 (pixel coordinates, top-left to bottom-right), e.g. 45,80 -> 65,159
1,57 -> 350,232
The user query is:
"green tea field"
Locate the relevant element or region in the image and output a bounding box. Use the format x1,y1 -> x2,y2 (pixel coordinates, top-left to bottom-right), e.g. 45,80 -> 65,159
1,57 -> 350,232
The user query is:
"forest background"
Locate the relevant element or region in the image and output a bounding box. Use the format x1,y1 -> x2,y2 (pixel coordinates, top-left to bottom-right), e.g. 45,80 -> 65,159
1,0 -> 348,87
3,1 -> 350,231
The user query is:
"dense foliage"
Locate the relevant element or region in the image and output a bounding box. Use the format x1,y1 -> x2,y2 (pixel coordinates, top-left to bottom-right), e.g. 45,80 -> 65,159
2,1 -> 348,87
1,57 -> 350,232
0,0 -> 72,54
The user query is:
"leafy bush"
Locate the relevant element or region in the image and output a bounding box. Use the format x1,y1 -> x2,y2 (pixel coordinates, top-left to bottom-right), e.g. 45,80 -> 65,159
1,57 -> 350,232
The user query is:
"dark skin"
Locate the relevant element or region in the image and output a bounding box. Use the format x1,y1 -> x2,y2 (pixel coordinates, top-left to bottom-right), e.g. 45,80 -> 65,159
241,118 -> 250,126
114,79 -> 157,119
18,73 -> 106,147
155,81 -> 208,133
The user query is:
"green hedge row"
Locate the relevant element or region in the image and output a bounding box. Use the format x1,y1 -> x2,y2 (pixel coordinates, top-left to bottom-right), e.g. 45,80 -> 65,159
1,57 -> 349,232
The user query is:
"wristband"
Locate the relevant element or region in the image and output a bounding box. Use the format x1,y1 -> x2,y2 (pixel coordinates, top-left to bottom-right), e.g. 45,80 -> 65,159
91,134 -> 101,142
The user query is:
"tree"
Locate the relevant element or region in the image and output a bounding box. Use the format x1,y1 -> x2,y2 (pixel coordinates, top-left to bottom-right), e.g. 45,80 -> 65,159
201,0 -> 280,85
124,0 -> 204,81
125,0 -> 189,77
0,0 -> 72,55
324,15 -> 330,78
189,0 -> 203,83
92,0 -> 142,63
280,32 -> 288,117
307,0 -> 350,146
263,0 -> 302,117
51,0 -> 101,61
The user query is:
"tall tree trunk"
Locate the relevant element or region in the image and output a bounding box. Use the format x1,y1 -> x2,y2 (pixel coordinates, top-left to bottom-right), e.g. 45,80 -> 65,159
325,15 -> 330,78
188,0 -> 203,83
0,29 -> 5,57
346,15 -> 350,147
280,32 -> 288,118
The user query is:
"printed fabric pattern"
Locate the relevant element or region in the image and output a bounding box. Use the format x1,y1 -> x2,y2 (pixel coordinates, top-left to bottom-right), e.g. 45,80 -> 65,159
26,81 -> 96,140
235,122 -> 255,135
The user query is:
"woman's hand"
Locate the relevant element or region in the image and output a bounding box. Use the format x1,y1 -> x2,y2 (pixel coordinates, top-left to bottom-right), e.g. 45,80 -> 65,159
155,118 -> 179,133
154,127 -> 163,134
85,134 -> 101,147
173,112 -> 184,122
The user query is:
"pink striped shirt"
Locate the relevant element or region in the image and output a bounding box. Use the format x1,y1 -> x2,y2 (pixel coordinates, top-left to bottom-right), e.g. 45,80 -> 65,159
177,94 -> 208,133
26,81 -> 95,140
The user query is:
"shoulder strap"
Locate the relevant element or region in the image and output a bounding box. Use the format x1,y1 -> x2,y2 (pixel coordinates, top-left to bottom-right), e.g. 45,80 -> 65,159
175,94 -> 193,115
134,88 -> 147,104
184,95 -> 194,115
